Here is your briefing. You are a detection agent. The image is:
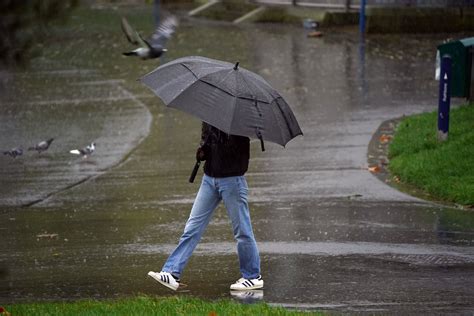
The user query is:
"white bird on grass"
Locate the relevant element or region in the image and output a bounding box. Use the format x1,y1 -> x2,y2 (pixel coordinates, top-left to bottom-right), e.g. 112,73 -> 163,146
121,15 -> 178,60
70,142 -> 95,158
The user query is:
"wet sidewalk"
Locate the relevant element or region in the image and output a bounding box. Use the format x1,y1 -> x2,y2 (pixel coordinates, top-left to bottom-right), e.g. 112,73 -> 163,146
1,7 -> 473,314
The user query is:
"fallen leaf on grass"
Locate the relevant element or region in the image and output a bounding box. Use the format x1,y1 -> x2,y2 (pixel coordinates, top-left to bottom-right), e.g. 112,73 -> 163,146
379,134 -> 392,143
0,306 -> 11,316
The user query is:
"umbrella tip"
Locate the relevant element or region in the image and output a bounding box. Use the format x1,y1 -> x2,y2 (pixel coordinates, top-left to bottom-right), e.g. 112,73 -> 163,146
233,62 -> 239,70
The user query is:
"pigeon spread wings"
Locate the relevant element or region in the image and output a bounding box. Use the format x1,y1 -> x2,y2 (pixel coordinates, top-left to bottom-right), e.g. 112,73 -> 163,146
121,17 -> 149,49
149,15 -> 178,49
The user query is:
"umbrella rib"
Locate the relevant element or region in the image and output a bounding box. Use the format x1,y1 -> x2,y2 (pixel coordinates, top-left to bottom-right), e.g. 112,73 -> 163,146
199,68 -> 239,98
180,63 -> 200,80
269,98 -> 287,146
198,79 -> 237,98
275,97 -> 301,140
190,68 -> 272,103
237,71 -> 256,99
179,64 -> 239,99
241,68 -> 275,97
239,71 -> 276,104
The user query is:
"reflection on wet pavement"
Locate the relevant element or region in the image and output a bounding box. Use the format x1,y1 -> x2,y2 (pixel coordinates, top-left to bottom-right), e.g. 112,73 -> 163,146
1,6 -> 473,314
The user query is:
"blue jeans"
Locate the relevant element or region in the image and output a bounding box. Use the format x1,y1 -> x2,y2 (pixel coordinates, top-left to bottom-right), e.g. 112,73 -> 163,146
162,174 -> 261,279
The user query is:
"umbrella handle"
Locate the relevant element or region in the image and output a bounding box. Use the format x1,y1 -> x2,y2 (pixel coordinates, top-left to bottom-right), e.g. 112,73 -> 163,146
256,129 -> 265,152
259,137 -> 265,152
189,160 -> 201,183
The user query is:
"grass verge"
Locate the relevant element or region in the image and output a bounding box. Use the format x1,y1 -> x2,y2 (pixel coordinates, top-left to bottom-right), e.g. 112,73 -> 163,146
4,296 -> 322,316
388,104 -> 474,206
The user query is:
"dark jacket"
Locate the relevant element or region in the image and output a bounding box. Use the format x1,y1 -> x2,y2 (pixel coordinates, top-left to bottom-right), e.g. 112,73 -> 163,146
199,123 -> 249,178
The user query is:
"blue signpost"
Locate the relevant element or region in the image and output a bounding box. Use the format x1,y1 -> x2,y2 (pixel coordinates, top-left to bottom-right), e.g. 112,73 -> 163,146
438,55 -> 452,141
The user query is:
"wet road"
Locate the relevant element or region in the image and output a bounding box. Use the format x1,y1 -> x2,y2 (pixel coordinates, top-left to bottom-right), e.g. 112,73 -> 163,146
1,6 -> 473,314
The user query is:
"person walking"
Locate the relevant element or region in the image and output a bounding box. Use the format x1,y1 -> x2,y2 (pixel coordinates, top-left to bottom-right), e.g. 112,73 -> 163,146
148,122 -> 263,291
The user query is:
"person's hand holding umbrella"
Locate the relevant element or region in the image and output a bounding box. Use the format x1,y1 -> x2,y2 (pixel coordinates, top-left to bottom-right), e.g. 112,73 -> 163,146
189,144 -> 208,183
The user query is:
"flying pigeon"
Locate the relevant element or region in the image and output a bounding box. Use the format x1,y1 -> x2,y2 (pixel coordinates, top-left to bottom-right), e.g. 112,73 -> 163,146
28,138 -> 54,154
70,142 -> 95,158
121,15 -> 178,60
3,147 -> 23,158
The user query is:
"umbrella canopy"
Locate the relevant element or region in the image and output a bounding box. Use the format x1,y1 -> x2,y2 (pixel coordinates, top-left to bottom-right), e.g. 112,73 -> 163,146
140,56 -> 303,148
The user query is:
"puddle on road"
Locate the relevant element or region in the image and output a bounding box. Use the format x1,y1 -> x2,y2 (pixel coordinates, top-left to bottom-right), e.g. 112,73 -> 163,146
2,199 -> 473,307
125,240 -> 474,267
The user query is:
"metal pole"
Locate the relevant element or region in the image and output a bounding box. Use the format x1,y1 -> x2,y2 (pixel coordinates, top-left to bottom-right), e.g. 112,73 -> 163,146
359,0 -> 366,34
345,0 -> 351,12
469,47 -> 474,102
358,32 -> 367,105
438,55 -> 452,142
154,0 -> 160,26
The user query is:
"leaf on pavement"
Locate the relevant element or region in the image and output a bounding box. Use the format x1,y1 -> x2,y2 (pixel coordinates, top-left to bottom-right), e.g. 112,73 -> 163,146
368,165 -> 381,173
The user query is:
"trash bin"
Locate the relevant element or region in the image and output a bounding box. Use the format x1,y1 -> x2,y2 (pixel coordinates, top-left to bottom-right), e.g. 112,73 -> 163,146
436,37 -> 474,99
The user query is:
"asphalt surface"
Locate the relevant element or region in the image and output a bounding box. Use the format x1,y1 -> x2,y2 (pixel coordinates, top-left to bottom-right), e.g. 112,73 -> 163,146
1,11 -> 473,314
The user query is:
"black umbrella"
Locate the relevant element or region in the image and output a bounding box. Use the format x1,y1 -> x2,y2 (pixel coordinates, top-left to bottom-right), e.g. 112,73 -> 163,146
139,56 -> 303,151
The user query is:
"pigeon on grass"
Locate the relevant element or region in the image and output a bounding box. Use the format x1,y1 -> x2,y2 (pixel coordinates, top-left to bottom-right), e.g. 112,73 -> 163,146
3,147 -> 23,158
70,142 -> 95,158
121,15 -> 178,60
28,138 -> 54,154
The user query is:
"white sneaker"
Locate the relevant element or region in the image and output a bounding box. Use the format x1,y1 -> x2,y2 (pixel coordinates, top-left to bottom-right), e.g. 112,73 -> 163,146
147,271 -> 180,291
230,275 -> 263,290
